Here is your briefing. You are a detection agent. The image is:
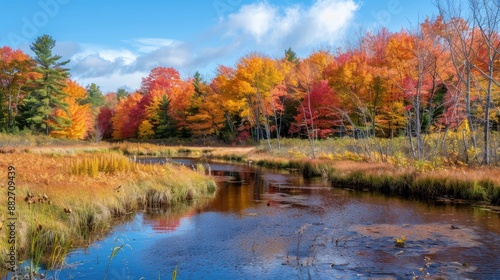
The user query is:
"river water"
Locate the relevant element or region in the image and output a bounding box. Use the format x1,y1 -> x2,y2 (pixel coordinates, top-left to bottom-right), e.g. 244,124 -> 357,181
20,158 -> 500,279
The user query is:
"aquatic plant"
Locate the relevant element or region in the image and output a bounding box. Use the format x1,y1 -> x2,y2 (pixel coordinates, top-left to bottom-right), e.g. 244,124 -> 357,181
395,236 -> 406,247
104,236 -> 131,280
171,265 -> 178,280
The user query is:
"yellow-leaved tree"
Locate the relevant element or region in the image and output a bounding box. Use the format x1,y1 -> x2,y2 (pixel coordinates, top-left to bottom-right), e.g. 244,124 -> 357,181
234,54 -> 284,149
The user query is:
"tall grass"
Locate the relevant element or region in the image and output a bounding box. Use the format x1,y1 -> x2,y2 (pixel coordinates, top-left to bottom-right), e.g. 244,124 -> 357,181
111,142 -> 209,157
326,166 -> 500,204
69,153 -> 137,176
0,151 -> 218,272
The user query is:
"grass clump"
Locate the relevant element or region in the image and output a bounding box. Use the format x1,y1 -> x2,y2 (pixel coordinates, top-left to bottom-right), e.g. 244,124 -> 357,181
69,153 -> 137,176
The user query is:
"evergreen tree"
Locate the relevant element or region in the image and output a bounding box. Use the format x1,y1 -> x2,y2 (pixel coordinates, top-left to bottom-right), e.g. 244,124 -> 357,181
82,83 -> 105,108
116,88 -> 129,101
188,72 -> 203,118
285,47 -> 299,64
193,71 -> 203,96
154,95 -> 176,138
21,35 -> 70,135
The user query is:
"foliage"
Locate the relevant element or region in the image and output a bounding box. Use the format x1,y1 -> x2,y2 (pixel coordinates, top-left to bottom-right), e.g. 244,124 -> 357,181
82,83 -> 105,108
0,46 -> 35,131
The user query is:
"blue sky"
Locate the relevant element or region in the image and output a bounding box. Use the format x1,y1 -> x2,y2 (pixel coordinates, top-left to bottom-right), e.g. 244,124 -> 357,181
1,0 -> 438,93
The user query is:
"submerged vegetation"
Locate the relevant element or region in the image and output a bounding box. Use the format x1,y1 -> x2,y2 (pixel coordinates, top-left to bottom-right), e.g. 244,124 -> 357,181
0,148 -> 217,273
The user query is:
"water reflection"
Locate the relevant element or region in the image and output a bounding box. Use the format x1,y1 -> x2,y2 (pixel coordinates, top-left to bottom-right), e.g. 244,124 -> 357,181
35,157 -> 500,279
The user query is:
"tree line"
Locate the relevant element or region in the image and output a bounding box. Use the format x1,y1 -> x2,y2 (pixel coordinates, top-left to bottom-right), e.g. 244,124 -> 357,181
0,1 -> 499,164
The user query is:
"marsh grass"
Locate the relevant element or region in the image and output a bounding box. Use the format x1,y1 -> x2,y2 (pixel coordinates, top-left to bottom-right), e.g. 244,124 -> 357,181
206,143 -> 500,204
327,167 -> 500,204
69,153 -> 138,176
0,151 -> 217,272
112,142 -> 209,157
259,133 -> 500,167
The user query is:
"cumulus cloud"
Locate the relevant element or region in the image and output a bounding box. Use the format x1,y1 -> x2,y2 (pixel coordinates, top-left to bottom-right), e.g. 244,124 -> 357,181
222,0 -> 359,49
67,44 -> 136,79
63,0 -> 360,92
66,40 -> 201,91
131,40 -> 192,72
225,3 -> 276,43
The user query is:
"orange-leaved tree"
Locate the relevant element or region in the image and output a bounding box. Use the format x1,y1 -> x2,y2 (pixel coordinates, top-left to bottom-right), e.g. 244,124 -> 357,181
50,79 -> 92,139
0,46 -> 36,130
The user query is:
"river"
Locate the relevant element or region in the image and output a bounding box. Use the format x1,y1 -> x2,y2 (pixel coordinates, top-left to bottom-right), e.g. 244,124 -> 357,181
15,158 -> 500,279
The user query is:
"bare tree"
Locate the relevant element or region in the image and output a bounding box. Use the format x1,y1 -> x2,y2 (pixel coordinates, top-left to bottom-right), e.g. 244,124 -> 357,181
295,60 -> 318,159
436,0 -> 479,161
469,0 -> 500,164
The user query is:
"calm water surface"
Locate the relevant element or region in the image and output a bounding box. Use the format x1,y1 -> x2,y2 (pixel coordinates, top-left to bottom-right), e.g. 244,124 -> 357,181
20,158 -> 500,279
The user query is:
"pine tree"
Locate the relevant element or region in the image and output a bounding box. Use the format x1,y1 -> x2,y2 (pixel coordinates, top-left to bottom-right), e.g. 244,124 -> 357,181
22,35 -> 70,135
82,83 -> 105,108
154,95 -> 176,138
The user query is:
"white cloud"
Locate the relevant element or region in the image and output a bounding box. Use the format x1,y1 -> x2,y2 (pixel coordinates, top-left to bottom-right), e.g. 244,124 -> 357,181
71,44 -> 137,65
63,1 -> 360,93
65,40 -> 202,92
67,44 -> 137,80
305,0 -> 359,45
74,71 -> 147,94
222,0 -> 359,49
125,38 -> 181,53
225,3 -> 276,43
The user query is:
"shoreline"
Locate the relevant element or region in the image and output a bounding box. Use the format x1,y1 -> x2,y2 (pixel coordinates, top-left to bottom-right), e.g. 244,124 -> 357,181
0,149 -> 217,275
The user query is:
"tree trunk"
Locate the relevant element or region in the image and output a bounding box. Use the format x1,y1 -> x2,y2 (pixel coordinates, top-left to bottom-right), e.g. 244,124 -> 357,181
484,59 -> 493,164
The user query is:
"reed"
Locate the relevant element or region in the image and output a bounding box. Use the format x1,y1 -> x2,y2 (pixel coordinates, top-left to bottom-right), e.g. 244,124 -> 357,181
104,236 -> 131,280
69,153 -> 137,176
112,142 -> 208,157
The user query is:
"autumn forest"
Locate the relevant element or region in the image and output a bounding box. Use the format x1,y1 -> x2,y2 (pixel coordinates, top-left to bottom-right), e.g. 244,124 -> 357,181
1,5 -> 500,165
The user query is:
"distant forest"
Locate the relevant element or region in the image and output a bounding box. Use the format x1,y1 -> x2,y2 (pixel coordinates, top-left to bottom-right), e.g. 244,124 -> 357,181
1,1 -> 499,164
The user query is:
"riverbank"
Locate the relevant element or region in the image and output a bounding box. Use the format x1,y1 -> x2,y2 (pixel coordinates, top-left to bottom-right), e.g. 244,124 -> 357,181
7,139 -> 500,205
205,144 -> 500,207
0,150 -> 217,274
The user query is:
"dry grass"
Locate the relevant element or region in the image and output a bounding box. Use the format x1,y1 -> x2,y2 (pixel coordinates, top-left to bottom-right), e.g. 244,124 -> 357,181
0,151 -> 217,270
202,142 -> 500,204
69,153 -> 138,176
